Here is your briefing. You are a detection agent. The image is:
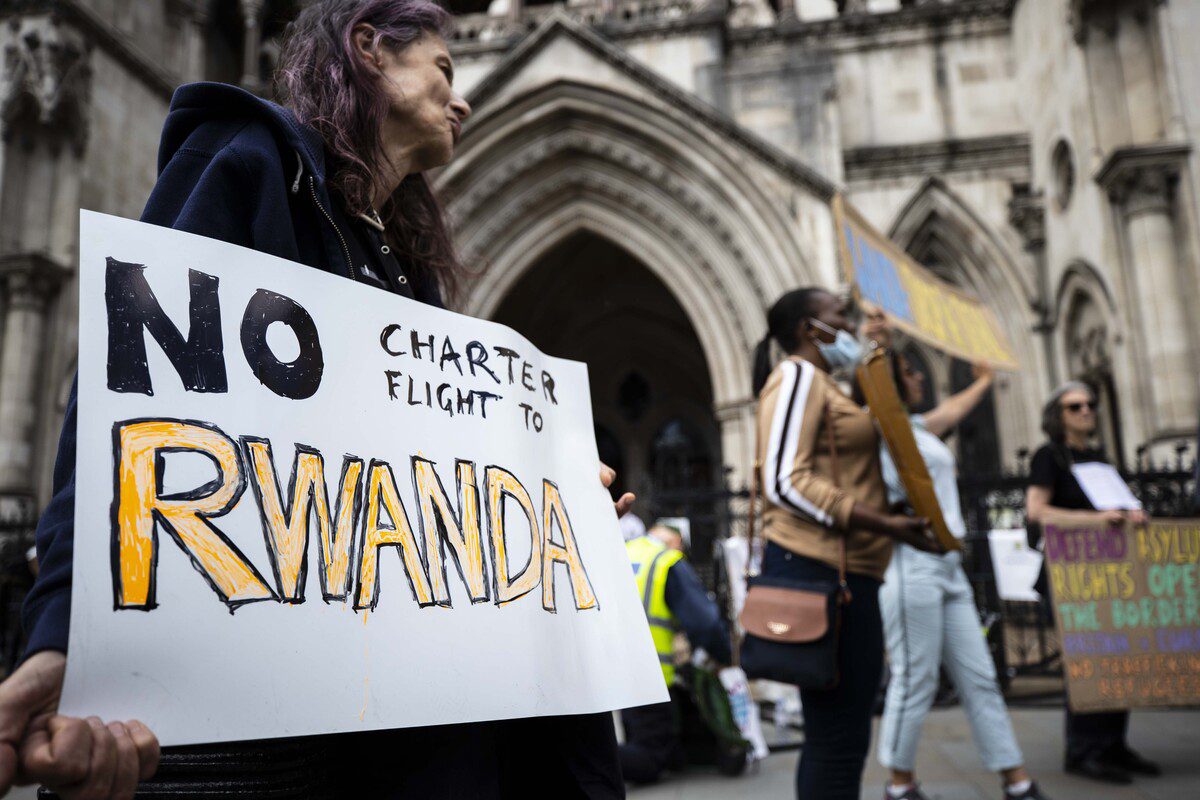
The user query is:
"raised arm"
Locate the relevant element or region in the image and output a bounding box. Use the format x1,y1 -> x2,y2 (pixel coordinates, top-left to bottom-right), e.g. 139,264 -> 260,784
922,363 -> 994,438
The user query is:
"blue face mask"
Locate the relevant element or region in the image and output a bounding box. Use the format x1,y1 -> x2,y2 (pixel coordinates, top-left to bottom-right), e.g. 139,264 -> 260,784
810,319 -> 864,370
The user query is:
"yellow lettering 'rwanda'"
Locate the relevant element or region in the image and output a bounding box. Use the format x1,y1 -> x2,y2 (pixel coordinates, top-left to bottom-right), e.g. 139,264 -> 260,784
114,420 -> 273,609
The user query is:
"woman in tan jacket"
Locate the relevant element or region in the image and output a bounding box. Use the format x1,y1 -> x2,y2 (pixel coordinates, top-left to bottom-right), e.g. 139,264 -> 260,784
752,287 -> 935,800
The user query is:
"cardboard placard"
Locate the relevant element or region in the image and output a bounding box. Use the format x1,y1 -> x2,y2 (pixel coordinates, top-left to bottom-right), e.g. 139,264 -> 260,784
1043,518 -> 1200,711
832,195 -> 1019,370
60,211 -> 668,746
855,348 -> 957,552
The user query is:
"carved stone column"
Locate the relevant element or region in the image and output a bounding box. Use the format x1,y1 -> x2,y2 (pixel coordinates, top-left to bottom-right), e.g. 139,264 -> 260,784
186,3 -> 210,84
507,0 -> 525,25
0,257 -> 65,493
1008,185 -> 1056,381
0,15 -> 90,496
239,0 -> 266,92
1070,0 -> 1165,44
715,398 -> 754,492
1097,144 -> 1196,436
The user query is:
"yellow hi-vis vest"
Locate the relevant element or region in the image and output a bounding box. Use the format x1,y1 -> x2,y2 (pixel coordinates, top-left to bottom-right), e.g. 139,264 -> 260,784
626,535 -> 685,685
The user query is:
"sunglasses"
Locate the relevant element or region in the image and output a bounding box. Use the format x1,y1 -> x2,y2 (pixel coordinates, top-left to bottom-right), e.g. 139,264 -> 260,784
1064,401 -> 1096,413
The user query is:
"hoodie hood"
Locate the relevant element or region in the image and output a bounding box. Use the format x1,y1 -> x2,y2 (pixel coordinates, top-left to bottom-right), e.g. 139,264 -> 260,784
158,82 -> 328,184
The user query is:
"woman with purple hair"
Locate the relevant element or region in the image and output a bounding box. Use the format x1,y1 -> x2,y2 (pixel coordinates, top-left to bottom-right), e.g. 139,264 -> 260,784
0,2 -> 630,797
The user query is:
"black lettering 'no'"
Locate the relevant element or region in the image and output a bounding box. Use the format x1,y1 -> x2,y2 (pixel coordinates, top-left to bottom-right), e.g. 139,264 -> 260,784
105,257 -> 227,395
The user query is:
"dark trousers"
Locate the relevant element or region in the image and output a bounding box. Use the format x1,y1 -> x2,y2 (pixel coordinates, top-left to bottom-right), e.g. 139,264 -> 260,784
1065,708 -> 1130,763
1038,562 -> 1132,764
41,714 -> 623,800
761,542 -> 884,800
619,701 -> 681,784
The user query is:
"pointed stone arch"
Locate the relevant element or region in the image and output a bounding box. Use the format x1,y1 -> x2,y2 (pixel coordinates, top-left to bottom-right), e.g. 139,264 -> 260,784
1053,260 -> 1129,464
887,177 -> 1046,467
439,81 -> 825,370
1052,259 -> 1119,364
437,77 -> 835,479
889,177 -> 1036,308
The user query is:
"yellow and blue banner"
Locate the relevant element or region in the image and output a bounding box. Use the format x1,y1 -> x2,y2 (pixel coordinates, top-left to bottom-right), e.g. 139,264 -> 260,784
833,195 -> 1019,370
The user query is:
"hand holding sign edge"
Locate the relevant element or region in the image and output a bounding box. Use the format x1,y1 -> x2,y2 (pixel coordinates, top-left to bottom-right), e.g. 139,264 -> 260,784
0,651 -> 160,796
600,463 -> 636,518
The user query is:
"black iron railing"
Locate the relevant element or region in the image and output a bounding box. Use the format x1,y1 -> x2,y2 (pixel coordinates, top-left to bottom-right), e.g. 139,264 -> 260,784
651,453 -> 1198,695
4,454 -> 1194,794
0,494 -> 37,676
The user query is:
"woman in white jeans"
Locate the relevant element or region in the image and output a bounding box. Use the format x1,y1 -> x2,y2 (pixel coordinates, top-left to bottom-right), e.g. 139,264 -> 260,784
871,352 -> 1050,800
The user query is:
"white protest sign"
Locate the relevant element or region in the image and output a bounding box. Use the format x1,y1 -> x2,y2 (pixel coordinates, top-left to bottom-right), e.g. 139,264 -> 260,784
61,211 -> 667,746
1070,462 -> 1143,511
987,529 -> 1043,602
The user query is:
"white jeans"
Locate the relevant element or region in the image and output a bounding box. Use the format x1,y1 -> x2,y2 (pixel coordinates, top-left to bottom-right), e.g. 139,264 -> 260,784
877,545 -> 1023,773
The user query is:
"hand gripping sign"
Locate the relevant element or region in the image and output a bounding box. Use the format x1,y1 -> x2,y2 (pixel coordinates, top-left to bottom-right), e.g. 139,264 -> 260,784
60,212 -> 666,746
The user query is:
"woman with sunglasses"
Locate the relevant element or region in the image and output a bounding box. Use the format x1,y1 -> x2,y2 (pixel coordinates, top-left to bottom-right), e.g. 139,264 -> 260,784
1025,382 -> 1157,786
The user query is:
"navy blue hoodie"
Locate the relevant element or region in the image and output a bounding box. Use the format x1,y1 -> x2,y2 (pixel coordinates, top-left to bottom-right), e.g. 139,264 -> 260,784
24,81 -> 445,656
23,83 -> 622,798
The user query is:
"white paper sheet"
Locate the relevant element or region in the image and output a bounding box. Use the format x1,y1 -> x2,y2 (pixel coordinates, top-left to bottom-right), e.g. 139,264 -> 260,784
60,211 -> 667,746
987,529 -> 1043,602
1071,462 -> 1143,511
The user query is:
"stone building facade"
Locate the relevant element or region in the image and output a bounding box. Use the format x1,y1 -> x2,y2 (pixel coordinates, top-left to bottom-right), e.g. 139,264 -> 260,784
0,0 -> 1196,513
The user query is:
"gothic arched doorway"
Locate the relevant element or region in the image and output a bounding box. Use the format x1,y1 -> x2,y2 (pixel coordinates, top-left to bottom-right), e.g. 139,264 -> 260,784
489,231 -> 721,553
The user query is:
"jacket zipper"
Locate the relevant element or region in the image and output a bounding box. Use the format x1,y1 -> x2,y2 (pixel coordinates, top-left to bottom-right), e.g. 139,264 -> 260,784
307,176 -> 356,281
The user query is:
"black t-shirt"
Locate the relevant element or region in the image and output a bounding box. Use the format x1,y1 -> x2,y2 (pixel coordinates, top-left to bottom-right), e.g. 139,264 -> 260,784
1028,443 -> 1109,511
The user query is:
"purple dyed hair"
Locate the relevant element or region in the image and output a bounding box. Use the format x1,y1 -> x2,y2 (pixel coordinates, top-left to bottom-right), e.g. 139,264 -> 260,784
276,0 -> 463,300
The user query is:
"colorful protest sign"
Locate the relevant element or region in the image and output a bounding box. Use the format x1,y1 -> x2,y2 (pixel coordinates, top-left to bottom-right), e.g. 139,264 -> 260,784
832,195 -> 1019,370
1043,519 -> 1200,712
60,211 -> 667,746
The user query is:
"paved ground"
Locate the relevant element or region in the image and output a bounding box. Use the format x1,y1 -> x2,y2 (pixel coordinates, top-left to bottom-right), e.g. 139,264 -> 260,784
4,706 -> 1194,799
629,707 -> 1200,800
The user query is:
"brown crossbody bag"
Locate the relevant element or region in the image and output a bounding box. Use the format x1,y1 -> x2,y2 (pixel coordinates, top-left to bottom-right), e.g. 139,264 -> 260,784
737,404 -> 850,689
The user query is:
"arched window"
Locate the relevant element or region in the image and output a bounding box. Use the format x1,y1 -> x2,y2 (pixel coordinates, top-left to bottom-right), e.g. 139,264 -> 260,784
205,0 -> 300,91
1063,286 -> 1124,469
649,418 -> 713,492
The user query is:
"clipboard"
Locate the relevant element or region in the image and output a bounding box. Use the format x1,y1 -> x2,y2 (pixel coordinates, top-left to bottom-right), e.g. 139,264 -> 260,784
855,348 -> 959,553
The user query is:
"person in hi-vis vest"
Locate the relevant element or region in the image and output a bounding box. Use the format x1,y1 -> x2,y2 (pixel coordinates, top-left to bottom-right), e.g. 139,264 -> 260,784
619,524 -> 731,784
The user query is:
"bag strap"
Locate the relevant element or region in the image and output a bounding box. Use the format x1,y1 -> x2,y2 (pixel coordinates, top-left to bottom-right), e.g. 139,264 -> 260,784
734,427 -> 763,667
746,430 -> 762,582
743,363 -> 849,599
823,403 -> 850,603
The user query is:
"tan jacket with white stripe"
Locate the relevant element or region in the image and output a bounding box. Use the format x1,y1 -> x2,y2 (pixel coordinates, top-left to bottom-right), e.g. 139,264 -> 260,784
755,356 -> 893,580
